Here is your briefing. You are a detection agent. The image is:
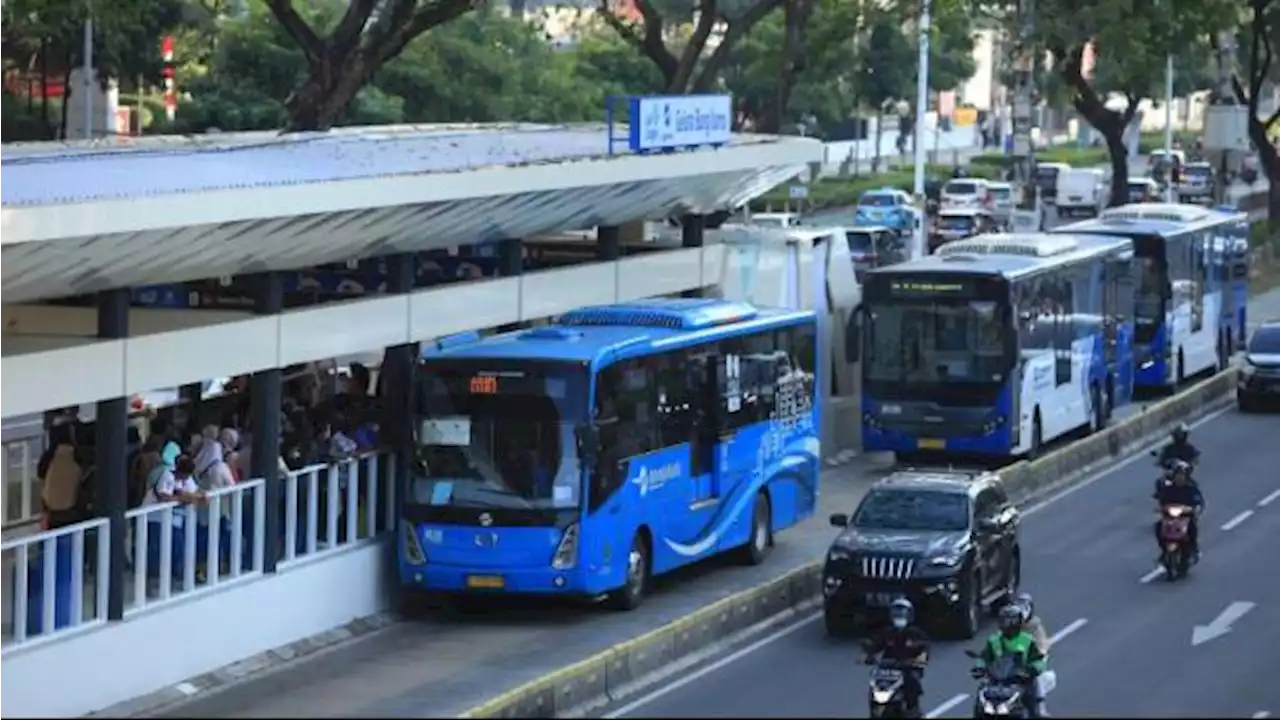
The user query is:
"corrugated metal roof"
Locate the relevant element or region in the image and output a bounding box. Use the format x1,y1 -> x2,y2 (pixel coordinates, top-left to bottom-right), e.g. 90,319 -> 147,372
0,124 -> 774,208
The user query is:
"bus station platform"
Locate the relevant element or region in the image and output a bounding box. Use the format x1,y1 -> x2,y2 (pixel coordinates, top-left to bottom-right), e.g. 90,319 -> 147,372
0,121 -> 824,717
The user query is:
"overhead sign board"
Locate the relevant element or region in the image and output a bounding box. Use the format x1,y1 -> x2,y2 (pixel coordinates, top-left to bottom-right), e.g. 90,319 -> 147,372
613,94 -> 733,154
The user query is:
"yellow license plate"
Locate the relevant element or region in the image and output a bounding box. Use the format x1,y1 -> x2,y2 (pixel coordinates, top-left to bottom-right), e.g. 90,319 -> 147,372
466,575 -> 505,590
917,438 -> 946,450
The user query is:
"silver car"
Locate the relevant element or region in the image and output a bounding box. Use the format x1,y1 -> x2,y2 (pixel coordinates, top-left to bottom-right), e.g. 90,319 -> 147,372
985,182 -> 1016,226
1177,162 -> 1215,202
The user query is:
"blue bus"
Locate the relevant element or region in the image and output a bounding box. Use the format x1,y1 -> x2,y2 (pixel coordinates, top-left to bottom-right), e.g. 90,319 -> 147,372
856,233 -> 1136,458
1055,203 -> 1246,389
399,298 -> 820,609
1211,206 -> 1252,351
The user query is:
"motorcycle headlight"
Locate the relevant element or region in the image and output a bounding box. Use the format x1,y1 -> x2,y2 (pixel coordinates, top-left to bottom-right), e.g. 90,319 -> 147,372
871,689 -> 896,704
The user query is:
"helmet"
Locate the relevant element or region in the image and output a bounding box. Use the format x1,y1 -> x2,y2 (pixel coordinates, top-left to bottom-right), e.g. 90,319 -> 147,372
889,597 -> 914,629
997,603 -> 1023,635
1015,592 -> 1034,620
1171,423 -> 1189,444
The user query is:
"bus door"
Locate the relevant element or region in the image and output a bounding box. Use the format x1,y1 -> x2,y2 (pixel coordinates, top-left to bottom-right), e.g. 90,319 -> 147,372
712,350 -> 767,545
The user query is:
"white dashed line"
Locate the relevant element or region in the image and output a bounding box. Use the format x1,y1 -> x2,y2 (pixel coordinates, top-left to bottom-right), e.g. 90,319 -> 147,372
1221,509 -> 1255,532
926,693 -> 971,718
1049,618 -> 1088,644
174,682 -> 198,696
1258,489 -> 1280,507
1140,567 -> 1164,584
1251,711 -> 1270,719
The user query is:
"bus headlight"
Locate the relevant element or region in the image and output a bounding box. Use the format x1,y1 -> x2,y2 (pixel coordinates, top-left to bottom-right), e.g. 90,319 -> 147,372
400,522 -> 427,566
552,523 -> 580,570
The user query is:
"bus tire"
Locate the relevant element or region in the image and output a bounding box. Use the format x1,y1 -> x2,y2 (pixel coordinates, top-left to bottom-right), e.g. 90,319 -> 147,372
1090,385 -> 1106,434
740,492 -> 773,566
608,534 -> 650,612
1029,412 -> 1044,458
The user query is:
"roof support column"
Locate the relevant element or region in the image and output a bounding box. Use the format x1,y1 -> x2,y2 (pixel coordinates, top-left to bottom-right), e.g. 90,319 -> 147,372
250,271 -> 284,574
680,215 -> 705,298
381,254 -> 417,541
498,238 -> 523,332
597,225 -> 621,261
95,288 -> 129,621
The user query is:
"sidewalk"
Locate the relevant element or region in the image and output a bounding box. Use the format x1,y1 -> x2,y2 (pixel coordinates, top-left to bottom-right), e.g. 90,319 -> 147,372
134,456 -> 892,719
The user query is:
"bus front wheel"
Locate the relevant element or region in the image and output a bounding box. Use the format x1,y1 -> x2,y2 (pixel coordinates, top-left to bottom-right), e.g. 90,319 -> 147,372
608,534 -> 651,612
739,492 -> 773,566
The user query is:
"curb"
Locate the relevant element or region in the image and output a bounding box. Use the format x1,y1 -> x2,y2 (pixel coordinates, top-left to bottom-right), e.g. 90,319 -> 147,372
458,368 -> 1238,719
96,611 -> 399,718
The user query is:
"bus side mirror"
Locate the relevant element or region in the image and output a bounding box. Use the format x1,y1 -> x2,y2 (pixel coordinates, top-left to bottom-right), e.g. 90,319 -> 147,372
845,307 -> 863,363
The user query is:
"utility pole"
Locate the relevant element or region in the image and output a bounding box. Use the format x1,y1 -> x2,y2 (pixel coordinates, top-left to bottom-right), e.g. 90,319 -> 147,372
911,0 -> 933,260
1007,0 -> 1041,231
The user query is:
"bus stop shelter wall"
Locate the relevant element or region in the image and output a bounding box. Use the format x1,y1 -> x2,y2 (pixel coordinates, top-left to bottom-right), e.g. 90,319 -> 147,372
1,245 -> 731,419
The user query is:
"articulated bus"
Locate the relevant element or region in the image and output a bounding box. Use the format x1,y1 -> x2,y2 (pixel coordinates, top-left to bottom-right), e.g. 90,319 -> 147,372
399,299 -> 819,608
1055,203 -> 1247,390
856,233 -> 1136,459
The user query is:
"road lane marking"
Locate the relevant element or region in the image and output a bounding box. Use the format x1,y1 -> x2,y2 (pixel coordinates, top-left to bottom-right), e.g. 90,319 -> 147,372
1251,711 -> 1269,719
1140,568 -> 1164,584
605,407 -> 1232,717
601,611 -> 821,718
1048,618 -> 1088,644
926,693 -> 970,718
1259,489 -> 1280,507
1020,408 -> 1230,520
1221,510 -> 1254,531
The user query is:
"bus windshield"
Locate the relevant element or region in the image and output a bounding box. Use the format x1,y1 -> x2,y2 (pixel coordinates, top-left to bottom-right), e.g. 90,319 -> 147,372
864,297 -> 1010,385
412,363 -> 586,511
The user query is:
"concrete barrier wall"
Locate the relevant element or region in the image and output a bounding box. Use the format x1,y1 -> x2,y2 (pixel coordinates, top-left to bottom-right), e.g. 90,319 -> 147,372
458,368 -> 1238,719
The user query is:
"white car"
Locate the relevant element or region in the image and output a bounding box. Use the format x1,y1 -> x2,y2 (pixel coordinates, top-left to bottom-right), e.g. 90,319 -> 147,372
940,178 -> 992,211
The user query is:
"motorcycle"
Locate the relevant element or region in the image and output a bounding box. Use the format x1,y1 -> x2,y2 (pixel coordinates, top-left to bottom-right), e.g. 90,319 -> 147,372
965,650 -> 1032,719
1158,503 -> 1196,580
862,644 -> 923,718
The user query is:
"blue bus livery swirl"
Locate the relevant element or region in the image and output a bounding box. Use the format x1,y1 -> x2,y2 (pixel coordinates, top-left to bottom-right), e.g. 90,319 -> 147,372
859,233 -> 1136,458
399,298 -> 820,605
1054,203 -> 1249,390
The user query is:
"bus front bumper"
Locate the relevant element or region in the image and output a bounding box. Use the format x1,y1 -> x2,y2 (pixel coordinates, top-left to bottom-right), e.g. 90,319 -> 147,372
399,563 -> 595,595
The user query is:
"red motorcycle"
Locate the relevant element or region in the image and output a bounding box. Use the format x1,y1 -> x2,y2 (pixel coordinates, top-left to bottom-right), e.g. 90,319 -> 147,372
1158,504 -> 1195,581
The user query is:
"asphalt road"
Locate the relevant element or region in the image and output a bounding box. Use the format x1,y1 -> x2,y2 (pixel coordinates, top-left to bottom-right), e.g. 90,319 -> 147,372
602,407 -> 1280,719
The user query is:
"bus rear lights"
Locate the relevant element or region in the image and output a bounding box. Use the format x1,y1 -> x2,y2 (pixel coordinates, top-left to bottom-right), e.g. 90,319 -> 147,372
552,523 -> 580,570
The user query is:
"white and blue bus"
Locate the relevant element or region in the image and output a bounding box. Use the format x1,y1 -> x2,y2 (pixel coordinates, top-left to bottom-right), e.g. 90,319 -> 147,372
1055,203 -> 1246,390
857,233 -> 1136,459
400,299 -> 819,609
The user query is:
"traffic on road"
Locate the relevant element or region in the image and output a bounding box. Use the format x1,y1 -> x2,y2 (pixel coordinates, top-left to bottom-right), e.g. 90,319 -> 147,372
600,408 -> 1280,719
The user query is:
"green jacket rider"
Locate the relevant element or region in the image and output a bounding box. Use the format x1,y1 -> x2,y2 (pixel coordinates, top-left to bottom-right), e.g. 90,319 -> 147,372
975,604 -> 1048,675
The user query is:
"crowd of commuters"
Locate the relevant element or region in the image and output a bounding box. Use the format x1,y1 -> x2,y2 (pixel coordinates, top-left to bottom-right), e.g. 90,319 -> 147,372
36,362 -> 386,533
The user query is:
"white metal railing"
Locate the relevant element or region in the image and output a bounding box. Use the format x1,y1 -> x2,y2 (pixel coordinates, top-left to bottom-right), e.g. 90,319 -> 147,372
2,517 -> 110,649
280,453 -> 395,568
123,479 -> 266,615
3,437 -> 43,529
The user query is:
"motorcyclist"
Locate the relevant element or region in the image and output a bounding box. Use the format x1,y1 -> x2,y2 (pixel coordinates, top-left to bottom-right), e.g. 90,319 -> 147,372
972,604 -> 1048,718
863,598 -> 930,714
1157,423 -> 1201,470
1015,592 -> 1051,652
1153,459 -> 1204,562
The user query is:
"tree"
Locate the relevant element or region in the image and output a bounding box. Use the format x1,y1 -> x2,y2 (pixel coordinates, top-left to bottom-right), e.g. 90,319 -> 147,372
1017,0 -> 1237,206
926,0 -> 978,94
265,0 -> 478,131
1,0 -> 187,139
597,0 -> 786,95
1230,0 -> 1280,223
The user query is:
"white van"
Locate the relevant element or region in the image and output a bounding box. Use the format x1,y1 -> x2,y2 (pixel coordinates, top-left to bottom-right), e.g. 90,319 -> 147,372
1054,168 -> 1109,218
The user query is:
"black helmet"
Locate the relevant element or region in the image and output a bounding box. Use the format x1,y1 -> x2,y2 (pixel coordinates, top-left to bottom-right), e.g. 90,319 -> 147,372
1171,423 -> 1189,443
998,603 -> 1023,635
889,597 -> 914,629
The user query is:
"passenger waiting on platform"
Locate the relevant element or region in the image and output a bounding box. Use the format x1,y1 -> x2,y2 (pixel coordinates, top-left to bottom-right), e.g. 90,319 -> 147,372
193,425 -> 237,493
146,455 -> 204,512
219,427 -> 243,483
39,423 -> 86,530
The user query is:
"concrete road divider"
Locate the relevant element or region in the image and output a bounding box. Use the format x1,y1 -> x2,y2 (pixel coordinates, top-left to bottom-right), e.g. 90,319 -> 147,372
456,369 -> 1237,719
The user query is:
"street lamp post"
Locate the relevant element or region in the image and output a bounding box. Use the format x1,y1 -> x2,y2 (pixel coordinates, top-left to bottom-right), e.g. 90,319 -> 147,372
912,0 -> 933,260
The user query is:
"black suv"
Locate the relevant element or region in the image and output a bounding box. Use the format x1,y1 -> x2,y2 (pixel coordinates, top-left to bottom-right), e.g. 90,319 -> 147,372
1238,320 -> 1280,411
822,471 -> 1021,639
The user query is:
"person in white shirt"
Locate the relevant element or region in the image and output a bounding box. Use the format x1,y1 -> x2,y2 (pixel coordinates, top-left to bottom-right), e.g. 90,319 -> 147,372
147,456 -> 204,525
